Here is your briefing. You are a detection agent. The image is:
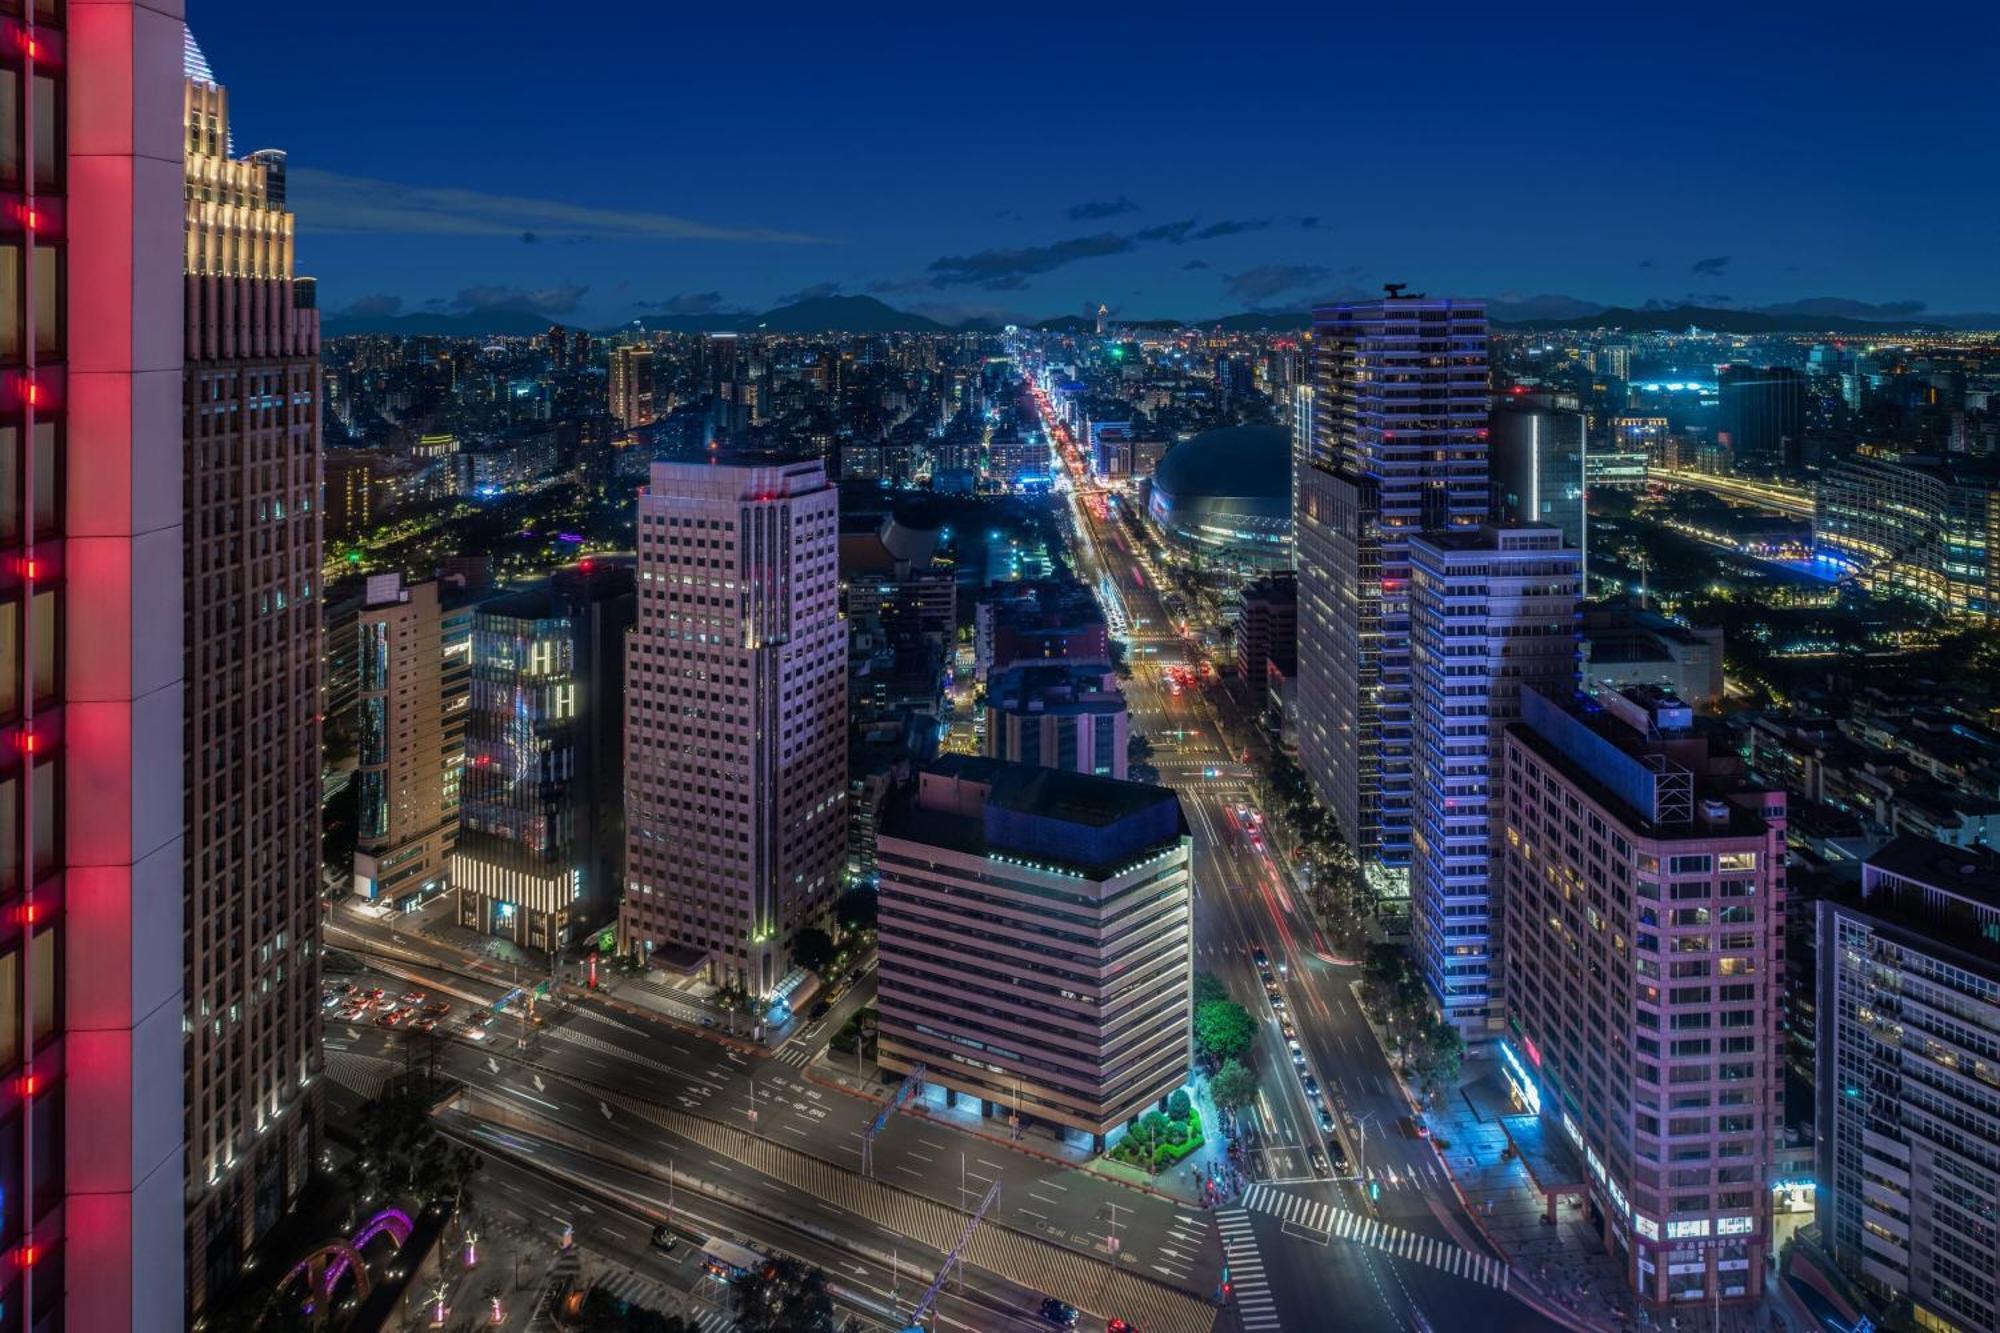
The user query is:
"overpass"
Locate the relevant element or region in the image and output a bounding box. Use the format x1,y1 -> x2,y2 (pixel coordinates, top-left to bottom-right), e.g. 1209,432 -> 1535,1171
1647,464 -> 1815,519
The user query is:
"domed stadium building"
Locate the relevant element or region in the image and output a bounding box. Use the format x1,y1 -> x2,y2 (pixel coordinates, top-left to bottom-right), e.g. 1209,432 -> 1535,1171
1144,425 -> 1292,572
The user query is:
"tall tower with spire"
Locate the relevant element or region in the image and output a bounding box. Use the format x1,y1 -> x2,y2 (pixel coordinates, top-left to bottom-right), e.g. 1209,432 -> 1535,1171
181,35 -> 325,1318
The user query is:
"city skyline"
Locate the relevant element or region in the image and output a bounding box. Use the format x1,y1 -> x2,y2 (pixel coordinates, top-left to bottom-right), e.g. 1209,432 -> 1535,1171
188,2 -> 2000,327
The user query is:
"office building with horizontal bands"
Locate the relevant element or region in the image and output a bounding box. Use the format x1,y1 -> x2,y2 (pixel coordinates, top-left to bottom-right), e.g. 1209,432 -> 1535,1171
181,38 -> 325,1314
1499,686 -> 1786,1310
1815,450 -> 2000,623
876,757 -> 1193,1149
1817,836 -> 2000,1333
1408,525 -> 1580,1039
1297,292 -> 1490,896
622,457 -> 847,996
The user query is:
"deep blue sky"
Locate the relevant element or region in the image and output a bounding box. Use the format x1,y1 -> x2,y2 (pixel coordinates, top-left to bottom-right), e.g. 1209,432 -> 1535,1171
194,1 -> 2000,326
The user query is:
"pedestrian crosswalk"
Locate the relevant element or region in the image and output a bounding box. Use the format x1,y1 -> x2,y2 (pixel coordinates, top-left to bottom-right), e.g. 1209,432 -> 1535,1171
771,1043 -> 815,1068
1239,1184 -> 1509,1289
324,1049 -> 400,1100
1214,1208 -> 1281,1331
592,1267 -> 734,1331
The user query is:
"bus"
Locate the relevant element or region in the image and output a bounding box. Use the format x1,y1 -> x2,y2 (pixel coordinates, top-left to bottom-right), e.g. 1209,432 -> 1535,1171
699,1237 -> 769,1283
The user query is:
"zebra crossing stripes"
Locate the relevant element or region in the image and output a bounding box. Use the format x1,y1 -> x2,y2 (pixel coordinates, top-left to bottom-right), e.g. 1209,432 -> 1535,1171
324,1049 -> 400,1100
593,1268 -> 734,1331
1238,1184 -> 1509,1290
1214,1208 -> 1280,1331
771,1043 -> 815,1068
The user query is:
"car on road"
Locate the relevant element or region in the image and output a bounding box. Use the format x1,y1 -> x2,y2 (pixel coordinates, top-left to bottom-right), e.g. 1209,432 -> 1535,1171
1330,1142 -> 1350,1173
1310,1147 -> 1331,1177
649,1224 -> 678,1253
1280,1020 -> 1298,1042
1259,969 -> 1276,988
401,991 -> 426,1006
808,999 -> 832,1020
1408,1113 -> 1430,1138
1037,1298 -> 1079,1327
1290,1046 -> 1307,1068
1300,1073 -> 1319,1095
1251,946 -> 1269,968
1107,1322 -> 1133,1333
1319,1108 -> 1337,1135
1267,991 -> 1285,1011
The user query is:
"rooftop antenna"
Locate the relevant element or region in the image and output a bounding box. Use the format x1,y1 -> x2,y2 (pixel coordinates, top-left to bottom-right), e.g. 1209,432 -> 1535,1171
1383,283 -> 1409,299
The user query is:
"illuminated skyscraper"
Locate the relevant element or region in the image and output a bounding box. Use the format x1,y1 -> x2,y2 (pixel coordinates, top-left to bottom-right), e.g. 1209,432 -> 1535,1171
181,39 -> 325,1312
16,1 -> 188,1323
609,343 -> 656,427
352,574 -> 472,906
1408,525 -> 1579,1037
623,458 -> 847,999
1296,291 -> 1489,899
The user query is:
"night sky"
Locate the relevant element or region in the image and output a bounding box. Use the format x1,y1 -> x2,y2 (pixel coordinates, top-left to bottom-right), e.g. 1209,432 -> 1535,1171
193,1 -> 2000,327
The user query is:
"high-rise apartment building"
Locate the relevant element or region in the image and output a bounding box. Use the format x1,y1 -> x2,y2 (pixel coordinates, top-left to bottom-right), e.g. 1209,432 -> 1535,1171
1817,836 -> 2000,1333
1408,525 -> 1579,1038
1297,292 -> 1489,898
454,560 -> 634,951
1499,686 -> 1786,1309
622,458 -> 846,997
876,757 -> 1193,1151
608,343 -> 655,428
21,2 -> 190,1323
352,574 -> 471,905
180,43 -> 325,1312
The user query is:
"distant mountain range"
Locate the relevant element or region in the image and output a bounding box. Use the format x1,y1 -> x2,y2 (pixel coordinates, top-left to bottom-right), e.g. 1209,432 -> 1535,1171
323,293 -> 2000,339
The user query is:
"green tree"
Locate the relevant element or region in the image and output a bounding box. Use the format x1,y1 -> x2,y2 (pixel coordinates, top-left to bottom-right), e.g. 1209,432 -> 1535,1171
1138,1110 -> 1172,1144
343,1074 -> 482,1211
836,885 -> 878,933
1127,732 -> 1154,764
1166,1089 -> 1192,1123
791,927 -> 837,976
730,1256 -> 860,1333
1209,1059 -> 1258,1114
1193,999 -> 1257,1065
1192,970 -> 1230,1007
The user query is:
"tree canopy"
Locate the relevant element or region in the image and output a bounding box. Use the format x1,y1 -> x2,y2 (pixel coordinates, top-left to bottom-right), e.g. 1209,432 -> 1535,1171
1194,998 -> 1257,1065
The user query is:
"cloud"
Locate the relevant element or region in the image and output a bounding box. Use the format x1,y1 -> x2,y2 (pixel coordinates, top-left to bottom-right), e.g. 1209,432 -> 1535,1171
1182,260 -> 1210,271
777,281 -> 844,304
1192,218 -> 1272,240
1758,296 -> 1927,319
339,293 -> 404,318
1687,292 -> 1735,305
866,276 -> 933,295
1066,196 -> 1141,221
521,231 -> 539,244
926,233 -> 1134,289
1638,258 -> 1655,269
1297,216 -> 1322,230
1133,219 -> 1197,244
633,291 -> 730,316
452,284 -> 589,316
286,168 -> 834,244
1690,255 -> 1731,277
1223,263 -> 1332,305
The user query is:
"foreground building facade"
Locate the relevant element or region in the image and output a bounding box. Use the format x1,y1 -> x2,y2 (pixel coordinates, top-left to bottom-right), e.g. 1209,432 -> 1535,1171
1500,686 -> 1786,1309
35,0 -> 192,1322
623,458 -> 847,996
1817,836 -> 2000,1333
876,758 -> 1193,1148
